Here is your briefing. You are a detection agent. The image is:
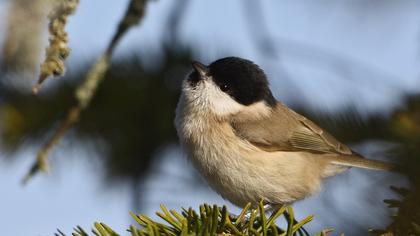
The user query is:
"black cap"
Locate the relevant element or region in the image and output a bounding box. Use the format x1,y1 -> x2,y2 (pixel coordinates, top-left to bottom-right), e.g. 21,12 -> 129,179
207,57 -> 276,107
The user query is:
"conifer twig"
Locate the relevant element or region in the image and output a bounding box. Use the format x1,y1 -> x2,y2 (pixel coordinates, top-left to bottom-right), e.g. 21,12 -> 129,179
64,202 -> 317,236
23,0 -> 147,184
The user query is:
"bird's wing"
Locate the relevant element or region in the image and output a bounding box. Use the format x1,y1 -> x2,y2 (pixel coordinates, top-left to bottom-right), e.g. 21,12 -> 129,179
232,102 -> 353,155
232,102 -> 399,171
287,111 -> 353,155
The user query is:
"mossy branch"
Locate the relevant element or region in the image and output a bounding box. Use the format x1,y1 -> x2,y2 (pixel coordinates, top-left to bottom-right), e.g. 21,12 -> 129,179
23,0 -> 147,184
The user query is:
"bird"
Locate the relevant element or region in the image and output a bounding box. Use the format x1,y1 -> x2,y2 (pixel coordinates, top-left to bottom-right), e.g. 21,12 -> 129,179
175,56 -> 394,210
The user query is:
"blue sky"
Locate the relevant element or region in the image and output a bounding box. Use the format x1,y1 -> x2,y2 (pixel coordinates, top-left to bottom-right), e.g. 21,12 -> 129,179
64,0 -> 420,111
1,0 -> 420,235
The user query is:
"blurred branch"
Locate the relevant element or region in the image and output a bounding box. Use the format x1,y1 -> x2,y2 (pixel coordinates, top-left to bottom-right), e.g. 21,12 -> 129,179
240,1 -> 306,103
380,186 -> 420,236
165,0 -> 190,44
23,0 -> 147,184
240,2 -> 399,101
241,1 -> 277,58
1,0 -> 48,83
33,0 -> 79,94
0,49 -> 187,185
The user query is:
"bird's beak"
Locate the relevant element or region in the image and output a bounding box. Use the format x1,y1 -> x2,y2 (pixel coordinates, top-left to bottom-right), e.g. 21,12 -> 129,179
191,61 -> 208,78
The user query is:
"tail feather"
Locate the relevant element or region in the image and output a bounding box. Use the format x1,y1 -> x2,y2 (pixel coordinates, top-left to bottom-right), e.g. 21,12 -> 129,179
328,155 -> 397,172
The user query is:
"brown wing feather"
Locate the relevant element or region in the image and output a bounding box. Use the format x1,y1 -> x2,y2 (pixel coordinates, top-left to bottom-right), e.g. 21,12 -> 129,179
291,114 -> 353,155
232,102 -> 353,156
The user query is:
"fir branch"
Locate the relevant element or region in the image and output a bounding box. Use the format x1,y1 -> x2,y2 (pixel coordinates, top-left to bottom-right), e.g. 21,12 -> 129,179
62,202 -> 320,236
23,0 -> 147,184
370,186 -> 420,236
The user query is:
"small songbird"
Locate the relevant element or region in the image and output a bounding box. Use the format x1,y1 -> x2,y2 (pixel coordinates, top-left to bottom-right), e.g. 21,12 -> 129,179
175,57 -> 394,209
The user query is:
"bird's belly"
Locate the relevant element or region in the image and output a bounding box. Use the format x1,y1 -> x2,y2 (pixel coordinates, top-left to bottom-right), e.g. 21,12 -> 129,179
190,150 -> 266,207
188,143 -> 324,207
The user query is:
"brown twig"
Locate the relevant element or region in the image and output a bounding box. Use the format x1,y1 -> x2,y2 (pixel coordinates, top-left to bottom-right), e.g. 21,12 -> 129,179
23,0 -> 147,184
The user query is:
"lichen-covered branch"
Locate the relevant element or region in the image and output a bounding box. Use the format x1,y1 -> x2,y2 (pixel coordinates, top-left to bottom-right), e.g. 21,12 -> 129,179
23,0 -> 147,184
32,0 -> 79,94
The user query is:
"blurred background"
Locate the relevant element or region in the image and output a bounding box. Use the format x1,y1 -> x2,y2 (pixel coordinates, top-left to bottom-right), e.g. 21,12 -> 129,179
1,0 -> 420,235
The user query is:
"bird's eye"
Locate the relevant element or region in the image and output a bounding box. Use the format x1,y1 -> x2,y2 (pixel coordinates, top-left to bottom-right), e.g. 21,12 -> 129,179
220,83 -> 229,92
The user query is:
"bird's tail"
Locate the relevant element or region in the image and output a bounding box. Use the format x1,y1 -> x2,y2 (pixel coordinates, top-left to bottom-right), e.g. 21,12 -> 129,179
328,155 -> 397,172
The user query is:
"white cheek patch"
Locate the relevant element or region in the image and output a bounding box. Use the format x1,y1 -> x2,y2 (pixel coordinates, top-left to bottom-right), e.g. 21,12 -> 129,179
203,80 -> 243,117
181,78 -> 244,118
